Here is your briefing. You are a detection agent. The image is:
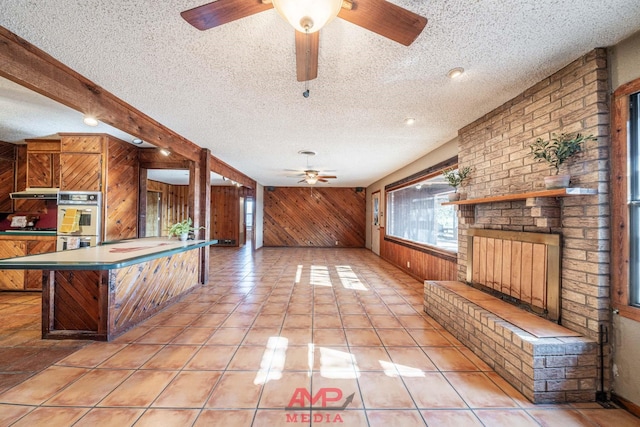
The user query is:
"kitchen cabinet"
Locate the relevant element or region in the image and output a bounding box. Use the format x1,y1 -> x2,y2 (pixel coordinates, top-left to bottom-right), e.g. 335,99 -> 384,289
0,233 -> 56,291
59,153 -> 102,191
25,139 -> 61,189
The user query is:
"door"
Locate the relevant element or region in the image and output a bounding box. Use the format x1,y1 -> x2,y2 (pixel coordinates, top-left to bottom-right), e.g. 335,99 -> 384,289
145,191 -> 161,237
371,191 -> 381,256
239,196 -> 246,246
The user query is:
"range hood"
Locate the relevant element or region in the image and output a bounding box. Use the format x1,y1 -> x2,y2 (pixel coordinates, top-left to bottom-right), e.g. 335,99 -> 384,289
10,188 -> 59,200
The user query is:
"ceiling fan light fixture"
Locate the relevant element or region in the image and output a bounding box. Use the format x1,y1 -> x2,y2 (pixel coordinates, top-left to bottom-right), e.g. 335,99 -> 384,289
305,176 -> 319,185
272,0 -> 343,33
447,67 -> 465,79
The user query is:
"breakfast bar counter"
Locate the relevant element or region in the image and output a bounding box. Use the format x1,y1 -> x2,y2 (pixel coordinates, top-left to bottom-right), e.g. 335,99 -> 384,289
0,238 -> 214,341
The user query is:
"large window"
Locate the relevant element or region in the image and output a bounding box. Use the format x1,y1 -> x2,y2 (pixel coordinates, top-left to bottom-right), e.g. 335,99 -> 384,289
629,91 -> 640,307
386,172 -> 458,252
612,79 -> 640,321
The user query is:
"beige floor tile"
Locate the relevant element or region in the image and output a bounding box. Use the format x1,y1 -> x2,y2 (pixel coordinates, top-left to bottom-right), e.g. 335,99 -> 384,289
279,327 -> 313,346
312,410 -> 368,426
259,371 -> 311,409
313,314 -> 343,329
141,345 -> 199,370
527,408 -> 597,426
205,371 -> 263,408
253,314 -> 285,328
377,328 -> 417,346
170,327 -> 214,345
311,373 -> 363,409
55,342 -> 127,368
227,345 -> 269,371
0,366 -> 88,405
473,409 -> 540,426
445,372 -> 518,408
134,409 -> 199,427
98,370 -> 177,407
10,406 -> 88,427
403,373 -> 468,408
153,371 -> 221,408
281,345 -> 314,371
194,409 -> 256,427
397,315 -> 434,329
135,326 -> 185,344
386,346 -> 438,372
254,409 -> 310,426
313,328 -> 348,346
191,314 -> 229,328
344,329 -> 382,346
185,345 -> 238,370
576,408 -> 640,427
283,314 -> 313,329
205,327 -> 248,345
349,346 -> 392,371
422,347 -> 480,371
73,408 -> 145,427
0,403 -> 34,426
367,409 -> 426,426
46,369 -> 133,406
98,344 -> 163,369
341,314 -> 372,328
421,409 -> 484,426
357,371 -> 415,409
369,315 -> 403,329
406,329 -> 452,346
242,327 -> 281,346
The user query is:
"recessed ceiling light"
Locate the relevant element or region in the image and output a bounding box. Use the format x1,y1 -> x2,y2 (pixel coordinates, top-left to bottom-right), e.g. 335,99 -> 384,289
298,150 -> 317,156
83,115 -> 99,127
447,67 -> 464,79
131,138 -> 143,145
404,117 -> 416,125
159,149 -> 170,156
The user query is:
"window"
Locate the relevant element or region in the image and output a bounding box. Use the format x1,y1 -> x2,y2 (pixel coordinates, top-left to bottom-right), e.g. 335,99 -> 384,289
629,91 -> 640,307
386,172 -> 458,252
612,78 -> 640,321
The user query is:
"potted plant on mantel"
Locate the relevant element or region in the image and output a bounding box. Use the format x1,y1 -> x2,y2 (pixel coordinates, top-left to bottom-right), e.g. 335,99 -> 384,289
530,132 -> 597,189
168,218 -> 202,241
442,166 -> 472,201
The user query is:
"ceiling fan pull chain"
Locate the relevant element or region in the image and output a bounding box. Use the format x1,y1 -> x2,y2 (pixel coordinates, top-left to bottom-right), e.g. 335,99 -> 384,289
303,27 -> 310,98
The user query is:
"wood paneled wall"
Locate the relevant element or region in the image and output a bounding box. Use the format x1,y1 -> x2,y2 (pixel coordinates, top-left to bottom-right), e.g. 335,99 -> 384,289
210,186 -> 240,243
104,137 -> 139,241
264,187 -> 365,247
147,180 -> 189,236
381,236 -> 457,281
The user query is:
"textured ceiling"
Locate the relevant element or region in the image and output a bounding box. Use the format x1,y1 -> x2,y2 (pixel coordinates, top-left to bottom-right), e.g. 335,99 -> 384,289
1,0 -> 640,187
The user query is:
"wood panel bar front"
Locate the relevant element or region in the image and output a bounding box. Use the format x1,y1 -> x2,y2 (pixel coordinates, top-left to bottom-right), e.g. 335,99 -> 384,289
41,247 -> 201,341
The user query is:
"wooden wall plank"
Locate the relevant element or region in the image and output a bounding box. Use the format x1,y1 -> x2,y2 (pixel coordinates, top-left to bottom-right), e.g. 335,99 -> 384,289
502,240 -> 512,295
211,186 -> 240,244
263,187 -> 366,247
531,243 -> 547,309
472,237 -> 480,283
486,237 -> 495,289
494,239 -> 503,292
520,242 -> 534,305
511,241 -> 522,300
104,136 -> 139,241
380,239 -> 457,281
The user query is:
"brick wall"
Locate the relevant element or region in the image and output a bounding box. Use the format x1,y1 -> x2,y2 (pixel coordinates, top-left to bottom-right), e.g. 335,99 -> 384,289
457,48 -> 610,342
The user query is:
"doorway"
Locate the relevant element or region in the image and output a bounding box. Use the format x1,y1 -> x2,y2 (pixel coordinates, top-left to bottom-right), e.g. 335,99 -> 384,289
146,191 -> 161,237
371,191 -> 381,256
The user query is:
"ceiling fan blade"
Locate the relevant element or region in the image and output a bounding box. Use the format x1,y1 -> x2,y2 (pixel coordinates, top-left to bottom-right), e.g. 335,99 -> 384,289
295,30 -> 319,82
181,0 -> 272,31
298,179 -> 306,183
318,178 -> 329,183
317,175 -> 337,179
338,0 -> 427,46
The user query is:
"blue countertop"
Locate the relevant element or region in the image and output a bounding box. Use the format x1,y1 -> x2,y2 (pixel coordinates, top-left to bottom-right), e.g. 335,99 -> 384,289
0,237 -> 214,270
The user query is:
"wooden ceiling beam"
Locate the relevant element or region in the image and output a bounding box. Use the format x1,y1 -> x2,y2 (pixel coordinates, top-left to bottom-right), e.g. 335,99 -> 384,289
0,25 -> 256,188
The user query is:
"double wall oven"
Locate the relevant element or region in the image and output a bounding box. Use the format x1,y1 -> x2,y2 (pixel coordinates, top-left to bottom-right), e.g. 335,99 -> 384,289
56,191 -> 102,251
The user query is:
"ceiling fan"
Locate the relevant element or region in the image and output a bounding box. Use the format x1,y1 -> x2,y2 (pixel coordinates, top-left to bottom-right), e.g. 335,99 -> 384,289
294,170 -> 337,185
181,0 -> 428,81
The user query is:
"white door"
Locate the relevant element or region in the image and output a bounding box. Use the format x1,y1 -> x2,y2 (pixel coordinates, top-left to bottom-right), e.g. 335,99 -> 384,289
371,191 -> 381,256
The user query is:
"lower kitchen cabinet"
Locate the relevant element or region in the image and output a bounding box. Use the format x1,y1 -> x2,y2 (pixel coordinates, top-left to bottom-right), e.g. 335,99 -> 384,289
0,234 -> 56,291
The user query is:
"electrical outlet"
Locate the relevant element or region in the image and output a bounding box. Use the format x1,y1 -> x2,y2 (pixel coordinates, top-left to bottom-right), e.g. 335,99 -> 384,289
406,261 -> 410,268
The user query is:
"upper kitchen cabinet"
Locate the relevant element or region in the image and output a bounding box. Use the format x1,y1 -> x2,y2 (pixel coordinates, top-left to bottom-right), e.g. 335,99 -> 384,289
25,139 -> 60,189
59,134 -> 105,191
0,141 -> 16,213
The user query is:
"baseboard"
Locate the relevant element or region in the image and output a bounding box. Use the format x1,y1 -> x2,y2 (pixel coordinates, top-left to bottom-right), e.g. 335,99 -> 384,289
611,393 -> 640,419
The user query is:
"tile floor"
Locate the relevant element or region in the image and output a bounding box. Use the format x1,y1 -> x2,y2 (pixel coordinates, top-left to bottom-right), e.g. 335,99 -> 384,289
0,245 -> 638,426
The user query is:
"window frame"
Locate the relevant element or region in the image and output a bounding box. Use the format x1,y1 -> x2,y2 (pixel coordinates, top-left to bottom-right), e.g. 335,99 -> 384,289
611,77 -> 640,322
383,157 -> 458,261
